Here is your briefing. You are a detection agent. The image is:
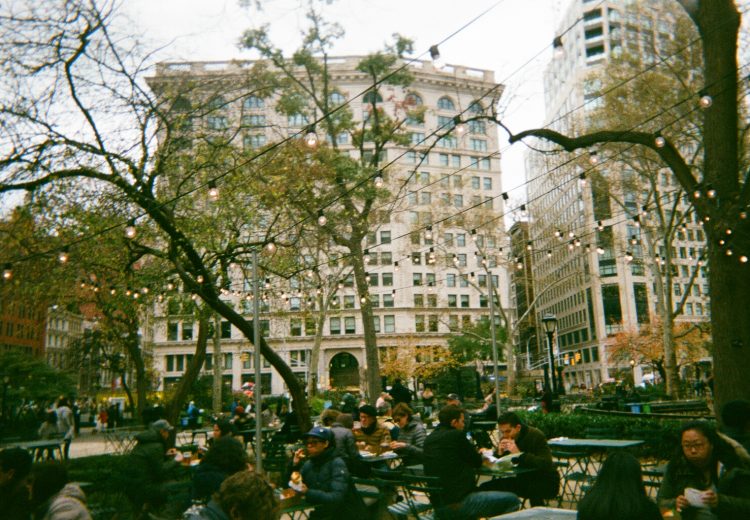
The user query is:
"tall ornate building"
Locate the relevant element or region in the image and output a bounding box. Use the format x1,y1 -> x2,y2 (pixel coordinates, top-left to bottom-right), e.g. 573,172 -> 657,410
146,57 -> 513,395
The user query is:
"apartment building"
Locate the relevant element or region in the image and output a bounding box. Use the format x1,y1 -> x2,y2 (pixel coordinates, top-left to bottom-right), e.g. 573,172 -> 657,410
146,57 -> 512,395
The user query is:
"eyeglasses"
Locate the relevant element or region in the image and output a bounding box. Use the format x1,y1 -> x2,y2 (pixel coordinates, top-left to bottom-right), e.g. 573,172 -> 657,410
682,442 -> 707,450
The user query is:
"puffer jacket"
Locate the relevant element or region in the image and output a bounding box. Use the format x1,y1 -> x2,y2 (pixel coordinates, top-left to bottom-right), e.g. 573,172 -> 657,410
393,416 -> 426,464
300,447 -> 366,520
41,483 -> 92,520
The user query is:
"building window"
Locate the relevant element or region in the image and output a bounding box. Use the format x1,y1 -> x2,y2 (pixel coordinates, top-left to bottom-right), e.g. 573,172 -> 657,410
414,294 -> 424,307
372,316 -> 381,333
244,134 -> 267,148
242,114 -> 266,127
288,113 -> 309,127
471,176 -> 480,189
383,294 -> 394,308
384,315 -> 395,333
448,295 -> 457,307
461,295 -> 470,308
437,96 -> 455,110
207,116 -> 228,130
244,96 -> 265,109
469,138 -> 487,151
167,322 -> 178,341
447,274 -> 456,287
380,231 -> 392,244
382,273 -> 393,286
428,315 -> 439,332
413,273 -> 423,286
415,315 -> 425,332
330,317 -> 341,335
344,316 -> 356,334
182,322 -> 193,341
290,319 -> 302,336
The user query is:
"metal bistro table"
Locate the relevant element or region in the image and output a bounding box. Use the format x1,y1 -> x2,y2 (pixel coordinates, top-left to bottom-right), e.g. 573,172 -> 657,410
359,450 -> 402,470
5,439 -> 65,460
548,437 -> 644,504
489,506 -> 576,519
102,427 -> 139,454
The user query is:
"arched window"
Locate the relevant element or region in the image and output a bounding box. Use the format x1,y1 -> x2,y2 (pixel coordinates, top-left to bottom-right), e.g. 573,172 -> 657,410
243,96 -> 265,109
437,96 -> 455,111
207,96 -> 226,111
363,90 -> 383,104
329,92 -> 346,105
468,101 -> 484,114
405,92 -> 423,106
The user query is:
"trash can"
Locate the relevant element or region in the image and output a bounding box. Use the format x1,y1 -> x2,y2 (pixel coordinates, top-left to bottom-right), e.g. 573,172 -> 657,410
643,404 -> 652,414
629,403 -> 642,413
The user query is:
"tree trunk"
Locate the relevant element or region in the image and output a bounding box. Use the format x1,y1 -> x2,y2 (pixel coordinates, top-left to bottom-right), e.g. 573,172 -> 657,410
350,241 -> 381,401
307,306 -> 327,398
212,314 -> 223,415
691,1 -> 749,420
164,314 -> 209,426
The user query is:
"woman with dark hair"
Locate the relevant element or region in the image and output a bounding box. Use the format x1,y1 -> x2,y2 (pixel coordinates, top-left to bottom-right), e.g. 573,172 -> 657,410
577,451 -> 660,520
390,403 -> 426,465
208,418 -> 236,448
192,436 -> 250,503
658,421 -> 750,519
30,461 -> 92,519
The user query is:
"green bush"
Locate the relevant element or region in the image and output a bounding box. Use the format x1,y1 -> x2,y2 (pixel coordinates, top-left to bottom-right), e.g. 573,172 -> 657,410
516,410 -> 690,461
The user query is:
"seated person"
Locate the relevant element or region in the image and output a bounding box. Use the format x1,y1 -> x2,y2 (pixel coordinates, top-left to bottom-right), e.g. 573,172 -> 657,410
192,436 -> 250,504
353,405 -> 391,454
389,403 -> 426,465
124,419 -> 184,514
29,461 -> 92,519
478,411 -> 559,505
424,405 -> 519,519
184,470 -> 279,520
0,447 -> 33,520
658,421 -> 750,519
286,427 -> 367,520
577,451 -> 661,520
208,417 -> 238,448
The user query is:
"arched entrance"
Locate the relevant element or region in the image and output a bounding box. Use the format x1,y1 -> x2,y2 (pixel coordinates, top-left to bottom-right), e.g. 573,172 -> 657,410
329,352 -> 360,389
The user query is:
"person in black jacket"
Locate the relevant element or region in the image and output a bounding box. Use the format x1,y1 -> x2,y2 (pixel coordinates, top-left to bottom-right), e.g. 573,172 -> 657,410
285,426 -> 367,520
388,379 -> 412,406
424,405 -> 519,519
577,451 -> 661,520
192,436 -> 250,504
478,412 -> 559,505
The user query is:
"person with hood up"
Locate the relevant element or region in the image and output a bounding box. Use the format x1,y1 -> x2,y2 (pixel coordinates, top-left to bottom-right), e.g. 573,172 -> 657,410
285,426 -> 367,520
30,461 -> 91,520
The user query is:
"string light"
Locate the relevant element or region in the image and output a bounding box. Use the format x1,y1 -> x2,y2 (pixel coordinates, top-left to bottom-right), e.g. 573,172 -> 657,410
266,239 -> 277,253
578,172 -> 587,186
374,175 -> 384,188
58,248 -> 69,264
624,251 -> 634,262
453,115 -> 466,136
526,241 -> 533,251
654,133 -> 666,148
317,210 -> 327,226
425,225 -> 433,240
394,261 -> 399,271
207,180 -> 219,201
596,247 -> 605,255
552,35 -> 564,57
597,221 -> 604,231
429,44 -> 444,69
699,90 -> 713,109
589,150 -> 599,165
264,278 -> 271,289
706,187 -> 717,199
196,275 -> 204,283
304,128 -> 318,147
125,219 -> 137,239
2,263 -> 12,280
166,281 -> 175,291
741,255 -> 748,263
546,250 -> 552,258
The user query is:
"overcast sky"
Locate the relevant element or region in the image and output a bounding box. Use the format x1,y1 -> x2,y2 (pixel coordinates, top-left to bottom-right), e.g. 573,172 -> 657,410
121,0 -> 564,200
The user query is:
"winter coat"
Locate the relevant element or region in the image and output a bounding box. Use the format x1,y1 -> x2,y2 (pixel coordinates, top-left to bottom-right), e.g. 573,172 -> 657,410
393,416 -> 426,464
509,424 -> 559,500
424,424 -> 482,506
299,447 -> 366,520
124,428 -> 181,508
353,424 -> 391,453
388,382 -> 412,406
658,432 -> 750,520
40,483 -> 92,520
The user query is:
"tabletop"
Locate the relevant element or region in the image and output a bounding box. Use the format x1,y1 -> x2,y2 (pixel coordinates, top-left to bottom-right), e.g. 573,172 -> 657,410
476,465 -> 537,479
548,438 -> 644,449
359,451 -> 400,464
489,506 -> 577,519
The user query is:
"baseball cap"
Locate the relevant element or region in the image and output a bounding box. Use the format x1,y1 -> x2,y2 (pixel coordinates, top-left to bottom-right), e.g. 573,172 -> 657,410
151,419 -> 174,431
302,426 -> 333,442
359,404 -> 377,417
446,393 -> 460,401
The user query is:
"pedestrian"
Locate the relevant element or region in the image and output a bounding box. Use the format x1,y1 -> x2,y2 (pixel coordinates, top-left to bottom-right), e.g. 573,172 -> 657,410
37,411 -> 59,461
388,378 -> 412,406
421,386 -> 435,418
55,397 -> 74,460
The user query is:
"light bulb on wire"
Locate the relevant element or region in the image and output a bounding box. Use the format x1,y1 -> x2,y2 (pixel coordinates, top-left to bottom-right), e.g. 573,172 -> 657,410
374,175 -> 384,188
317,210 -> 327,226
125,219 -> 137,239
304,129 -> 318,148
207,180 -> 219,201
58,248 -> 69,264
2,263 -> 12,280
699,91 -> 713,109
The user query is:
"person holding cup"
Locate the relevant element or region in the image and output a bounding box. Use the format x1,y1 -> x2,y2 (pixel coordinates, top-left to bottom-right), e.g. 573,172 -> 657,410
353,405 -> 391,455
658,421 -> 750,519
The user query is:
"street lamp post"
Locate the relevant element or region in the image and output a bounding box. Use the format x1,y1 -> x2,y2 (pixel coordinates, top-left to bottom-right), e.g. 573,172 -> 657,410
542,314 -> 558,394
487,270 -> 502,415
629,359 -> 636,388
252,248 -> 263,474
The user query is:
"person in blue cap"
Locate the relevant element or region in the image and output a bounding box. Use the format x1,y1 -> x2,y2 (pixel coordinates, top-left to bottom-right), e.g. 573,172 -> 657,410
286,426 -> 366,520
